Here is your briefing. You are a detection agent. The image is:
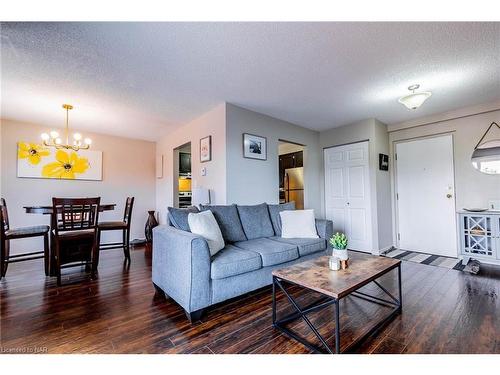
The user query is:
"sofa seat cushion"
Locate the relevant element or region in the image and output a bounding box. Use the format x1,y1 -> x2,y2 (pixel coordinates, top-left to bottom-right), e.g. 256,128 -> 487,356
233,238 -> 299,267
270,237 -> 327,257
237,203 -> 274,240
200,204 -> 247,243
211,245 -> 262,280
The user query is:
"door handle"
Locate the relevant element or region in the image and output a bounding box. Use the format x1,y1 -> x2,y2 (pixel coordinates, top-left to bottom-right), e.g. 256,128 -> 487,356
446,193 -> 453,199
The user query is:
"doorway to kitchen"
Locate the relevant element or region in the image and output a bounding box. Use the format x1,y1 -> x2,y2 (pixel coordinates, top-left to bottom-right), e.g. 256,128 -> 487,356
173,142 -> 192,208
278,140 -> 305,209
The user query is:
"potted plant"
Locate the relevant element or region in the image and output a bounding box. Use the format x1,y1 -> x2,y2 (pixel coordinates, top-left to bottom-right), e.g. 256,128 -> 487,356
330,232 -> 348,261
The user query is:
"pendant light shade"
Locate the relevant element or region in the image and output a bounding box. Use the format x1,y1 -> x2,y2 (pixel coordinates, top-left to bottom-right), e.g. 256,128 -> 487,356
398,84 -> 432,110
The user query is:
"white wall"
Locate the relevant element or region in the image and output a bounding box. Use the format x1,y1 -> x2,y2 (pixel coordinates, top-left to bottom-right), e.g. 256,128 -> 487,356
0,120 -> 2,199
1,119 -> 156,254
225,104 -> 323,215
388,106 -> 500,245
319,119 -> 392,253
156,103 -> 227,224
374,119 -> 393,251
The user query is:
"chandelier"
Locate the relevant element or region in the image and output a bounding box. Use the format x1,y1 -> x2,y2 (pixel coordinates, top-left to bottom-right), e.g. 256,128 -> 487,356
41,104 -> 92,151
398,84 -> 432,110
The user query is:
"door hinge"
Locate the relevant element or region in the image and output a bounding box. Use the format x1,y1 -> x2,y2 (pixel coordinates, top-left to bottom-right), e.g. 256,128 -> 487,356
396,193 -> 399,200
397,233 -> 401,241
395,153 -> 397,161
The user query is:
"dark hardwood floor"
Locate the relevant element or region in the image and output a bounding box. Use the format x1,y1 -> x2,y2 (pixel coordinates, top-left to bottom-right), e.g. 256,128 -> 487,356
1,245 -> 499,354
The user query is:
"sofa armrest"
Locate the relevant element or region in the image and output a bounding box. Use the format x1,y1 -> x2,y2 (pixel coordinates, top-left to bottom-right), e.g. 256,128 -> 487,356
152,225 -> 211,312
315,219 -> 333,249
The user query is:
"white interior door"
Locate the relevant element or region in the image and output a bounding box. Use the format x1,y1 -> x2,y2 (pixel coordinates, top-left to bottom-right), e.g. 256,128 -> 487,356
395,134 -> 457,257
324,141 -> 372,252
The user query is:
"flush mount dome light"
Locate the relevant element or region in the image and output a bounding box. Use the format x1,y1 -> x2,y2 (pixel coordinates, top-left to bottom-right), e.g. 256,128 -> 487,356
398,84 -> 432,110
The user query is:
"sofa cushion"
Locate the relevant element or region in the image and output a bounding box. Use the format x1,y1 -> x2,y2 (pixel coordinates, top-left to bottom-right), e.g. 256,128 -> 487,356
188,211 -> 225,256
167,206 -> 199,232
200,204 -> 247,243
233,238 -> 299,267
267,202 -> 295,236
280,209 -> 319,239
211,245 -> 262,280
237,203 -> 274,240
270,237 -> 327,257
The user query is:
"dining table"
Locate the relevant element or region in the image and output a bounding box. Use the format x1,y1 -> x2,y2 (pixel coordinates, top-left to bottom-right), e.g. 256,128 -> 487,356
24,203 -> 116,276
24,204 -> 116,215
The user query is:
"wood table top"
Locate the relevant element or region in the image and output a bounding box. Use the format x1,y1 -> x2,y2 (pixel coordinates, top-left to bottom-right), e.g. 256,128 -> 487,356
24,204 -> 116,214
272,254 -> 401,299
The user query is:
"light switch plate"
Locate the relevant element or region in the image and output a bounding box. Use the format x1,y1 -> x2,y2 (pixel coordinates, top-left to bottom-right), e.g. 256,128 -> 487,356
201,167 -> 207,176
488,200 -> 500,211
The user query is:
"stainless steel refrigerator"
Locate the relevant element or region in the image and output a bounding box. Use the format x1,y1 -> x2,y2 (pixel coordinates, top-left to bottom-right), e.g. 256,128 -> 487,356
284,167 -> 304,209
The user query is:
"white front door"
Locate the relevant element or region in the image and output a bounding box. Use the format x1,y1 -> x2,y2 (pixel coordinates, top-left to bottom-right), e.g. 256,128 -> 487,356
324,141 -> 372,252
395,134 -> 457,257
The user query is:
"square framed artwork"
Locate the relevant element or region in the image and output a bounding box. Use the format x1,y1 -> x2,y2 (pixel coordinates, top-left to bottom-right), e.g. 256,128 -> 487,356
243,133 -> 267,160
200,135 -> 212,163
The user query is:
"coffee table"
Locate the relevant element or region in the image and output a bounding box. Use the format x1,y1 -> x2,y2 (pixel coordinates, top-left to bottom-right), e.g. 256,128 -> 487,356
272,254 -> 402,354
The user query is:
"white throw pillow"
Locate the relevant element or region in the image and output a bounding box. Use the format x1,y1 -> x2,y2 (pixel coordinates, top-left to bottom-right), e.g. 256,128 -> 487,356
280,209 -> 319,239
188,210 -> 225,256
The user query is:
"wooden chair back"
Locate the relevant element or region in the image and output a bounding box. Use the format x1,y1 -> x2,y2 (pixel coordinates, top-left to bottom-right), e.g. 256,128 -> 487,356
52,197 -> 101,234
0,198 -> 10,235
123,197 -> 134,228
0,198 -> 9,249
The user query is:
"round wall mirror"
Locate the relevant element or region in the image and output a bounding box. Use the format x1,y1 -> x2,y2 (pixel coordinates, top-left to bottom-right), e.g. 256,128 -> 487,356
471,139 -> 500,174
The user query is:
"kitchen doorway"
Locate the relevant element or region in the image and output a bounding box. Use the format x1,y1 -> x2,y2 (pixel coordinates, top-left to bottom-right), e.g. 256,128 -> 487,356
173,142 -> 192,208
278,140 -> 305,209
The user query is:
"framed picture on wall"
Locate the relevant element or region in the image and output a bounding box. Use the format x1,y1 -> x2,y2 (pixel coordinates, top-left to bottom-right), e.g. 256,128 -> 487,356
200,135 -> 212,162
379,153 -> 389,171
243,133 -> 267,160
16,141 -> 103,181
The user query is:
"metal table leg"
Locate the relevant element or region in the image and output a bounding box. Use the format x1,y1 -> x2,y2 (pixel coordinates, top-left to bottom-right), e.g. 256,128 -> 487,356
272,265 -> 402,354
334,299 -> 340,354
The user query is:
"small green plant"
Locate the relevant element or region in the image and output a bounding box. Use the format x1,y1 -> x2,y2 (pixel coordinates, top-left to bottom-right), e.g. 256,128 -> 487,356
330,232 -> 348,250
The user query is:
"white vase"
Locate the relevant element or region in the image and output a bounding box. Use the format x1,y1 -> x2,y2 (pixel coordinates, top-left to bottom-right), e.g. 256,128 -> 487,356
333,248 -> 348,261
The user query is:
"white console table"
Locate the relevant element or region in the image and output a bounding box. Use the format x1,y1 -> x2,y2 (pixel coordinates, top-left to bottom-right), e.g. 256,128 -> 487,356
458,211 -> 500,265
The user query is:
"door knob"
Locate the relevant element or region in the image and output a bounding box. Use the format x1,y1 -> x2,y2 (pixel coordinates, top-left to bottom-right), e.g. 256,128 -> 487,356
446,193 -> 453,199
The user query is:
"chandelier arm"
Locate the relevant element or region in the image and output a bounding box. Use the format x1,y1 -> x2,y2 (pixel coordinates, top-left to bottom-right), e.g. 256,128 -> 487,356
474,122 -> 500,150
41,104 -> 90,150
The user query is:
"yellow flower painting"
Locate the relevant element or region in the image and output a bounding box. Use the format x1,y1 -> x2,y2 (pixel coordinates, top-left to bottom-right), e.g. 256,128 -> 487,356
42,150 -> 90,179
17,140 -> 102,180
18,142 -> 50,165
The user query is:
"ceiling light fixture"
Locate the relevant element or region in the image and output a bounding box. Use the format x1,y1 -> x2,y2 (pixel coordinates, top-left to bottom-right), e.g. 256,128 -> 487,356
41,104 -> 92,151
398,84 -> 432,110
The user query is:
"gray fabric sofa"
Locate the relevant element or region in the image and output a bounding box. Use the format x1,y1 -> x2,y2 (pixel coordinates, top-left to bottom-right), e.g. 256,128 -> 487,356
152,202 -> 333,322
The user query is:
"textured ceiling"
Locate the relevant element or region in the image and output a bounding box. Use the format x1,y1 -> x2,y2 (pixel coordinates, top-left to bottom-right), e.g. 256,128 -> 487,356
1,22 -> 499,141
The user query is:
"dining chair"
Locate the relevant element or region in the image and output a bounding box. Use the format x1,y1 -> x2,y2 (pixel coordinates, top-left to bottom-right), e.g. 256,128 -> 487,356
0,198 -> 50,280
97,197 -> 134,264
51,197 -> 100,286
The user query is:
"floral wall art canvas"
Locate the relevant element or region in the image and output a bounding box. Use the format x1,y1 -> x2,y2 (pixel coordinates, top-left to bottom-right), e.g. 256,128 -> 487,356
17,142 -> 103,181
